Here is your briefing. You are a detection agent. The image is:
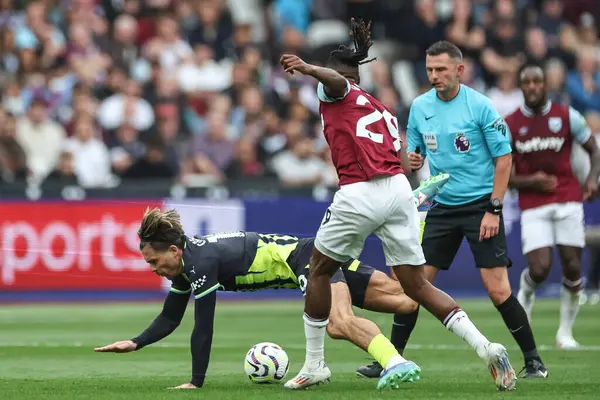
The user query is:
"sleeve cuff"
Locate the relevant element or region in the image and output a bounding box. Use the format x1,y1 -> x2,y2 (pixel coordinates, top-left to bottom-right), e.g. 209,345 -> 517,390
130,337 -> 144,350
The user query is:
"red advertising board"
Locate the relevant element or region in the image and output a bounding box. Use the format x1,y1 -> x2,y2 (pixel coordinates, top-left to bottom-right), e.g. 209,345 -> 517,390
0,202 -> 163,290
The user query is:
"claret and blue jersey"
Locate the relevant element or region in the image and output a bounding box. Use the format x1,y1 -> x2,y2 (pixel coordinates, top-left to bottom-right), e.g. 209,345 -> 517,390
407,84 -> 512,206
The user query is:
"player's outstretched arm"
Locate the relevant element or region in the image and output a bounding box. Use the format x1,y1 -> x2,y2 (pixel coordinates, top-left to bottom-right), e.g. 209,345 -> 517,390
280,54 -> 348,98
94,291 -> 190,354
185,291 -> 217,389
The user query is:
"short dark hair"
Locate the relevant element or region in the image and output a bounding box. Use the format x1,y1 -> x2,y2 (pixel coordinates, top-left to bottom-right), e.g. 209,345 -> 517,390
425,41 -> 463,60
518,62 -> 545,82
327,18 -> 376,68
138,207 -> 185,251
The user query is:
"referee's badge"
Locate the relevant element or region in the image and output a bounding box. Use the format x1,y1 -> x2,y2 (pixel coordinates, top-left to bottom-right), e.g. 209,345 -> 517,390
548,117 -> 562,133
454,132 -> 470,153
423,133 -> 438,152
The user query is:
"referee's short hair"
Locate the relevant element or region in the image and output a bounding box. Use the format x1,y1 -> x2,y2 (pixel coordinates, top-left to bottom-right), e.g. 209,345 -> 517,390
425,41 -> 463,61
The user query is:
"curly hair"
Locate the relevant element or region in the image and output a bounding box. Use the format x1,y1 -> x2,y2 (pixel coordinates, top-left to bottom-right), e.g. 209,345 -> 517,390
327,18 -> 376,67
138,207 -> 185,251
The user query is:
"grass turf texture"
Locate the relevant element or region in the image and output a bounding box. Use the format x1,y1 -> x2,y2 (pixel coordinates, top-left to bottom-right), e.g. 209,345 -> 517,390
0,299 -> 598,399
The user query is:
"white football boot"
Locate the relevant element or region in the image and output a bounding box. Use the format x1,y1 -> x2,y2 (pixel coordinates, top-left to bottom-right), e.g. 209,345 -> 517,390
284,360 -> 331,390
483,343 -> 517,391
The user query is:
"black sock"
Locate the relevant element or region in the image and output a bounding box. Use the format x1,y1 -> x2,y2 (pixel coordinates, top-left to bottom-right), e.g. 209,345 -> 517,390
390,307 -> 420,356
495,294 -> 541,362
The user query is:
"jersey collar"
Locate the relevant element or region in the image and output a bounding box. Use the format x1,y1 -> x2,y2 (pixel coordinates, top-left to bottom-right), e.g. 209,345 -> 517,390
521,100 -> 551,117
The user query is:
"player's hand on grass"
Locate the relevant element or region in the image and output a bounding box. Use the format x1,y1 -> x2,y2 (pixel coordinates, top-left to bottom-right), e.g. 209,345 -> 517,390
169,383 -> 198,389
583,177 -> 599,201
280,54 -> 315,76
408,152 -> 423,170
479,212 -> 500,241
531,171 -> 557,193
94,340 -> 137,353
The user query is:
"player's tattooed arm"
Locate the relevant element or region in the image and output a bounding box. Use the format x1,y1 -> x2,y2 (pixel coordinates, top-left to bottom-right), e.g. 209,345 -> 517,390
130,291 -> 190,349
280,54 -> 348,98
581,137 -> 600,200
189,291 -> 217,388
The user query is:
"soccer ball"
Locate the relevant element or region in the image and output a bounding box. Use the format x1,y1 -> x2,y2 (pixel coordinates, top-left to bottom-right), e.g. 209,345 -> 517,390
244,342 -> 290,384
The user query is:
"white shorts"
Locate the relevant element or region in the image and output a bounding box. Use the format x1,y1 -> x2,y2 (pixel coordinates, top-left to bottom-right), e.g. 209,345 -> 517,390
314,174 -> 426,266
520,202 -> 585,254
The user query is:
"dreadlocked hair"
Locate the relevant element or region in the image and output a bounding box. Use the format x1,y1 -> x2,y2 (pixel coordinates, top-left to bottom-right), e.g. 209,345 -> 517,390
328,18 -> 376,67
138,207 -> 185,251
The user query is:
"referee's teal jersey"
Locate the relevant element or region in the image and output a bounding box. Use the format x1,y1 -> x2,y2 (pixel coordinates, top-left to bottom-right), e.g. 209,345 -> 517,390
407,84 -> 512,206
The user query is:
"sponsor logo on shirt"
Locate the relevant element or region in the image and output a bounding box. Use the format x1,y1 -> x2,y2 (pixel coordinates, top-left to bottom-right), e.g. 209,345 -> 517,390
514,137 -> 565,153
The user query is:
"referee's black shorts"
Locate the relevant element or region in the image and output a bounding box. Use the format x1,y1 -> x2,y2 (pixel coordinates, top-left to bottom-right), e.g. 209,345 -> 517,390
422,195 -> 511,270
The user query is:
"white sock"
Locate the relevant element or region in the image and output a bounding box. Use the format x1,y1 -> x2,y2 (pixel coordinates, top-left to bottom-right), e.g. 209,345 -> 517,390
303,313 -> 328,369
520,268 -> 539,297
445,310 -> 490,359
386,355 -> 408,370
558,284 -> 581,338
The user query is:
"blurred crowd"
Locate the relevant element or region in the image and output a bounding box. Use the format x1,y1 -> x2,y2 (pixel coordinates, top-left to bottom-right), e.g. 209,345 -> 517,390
0,0 -> 600,189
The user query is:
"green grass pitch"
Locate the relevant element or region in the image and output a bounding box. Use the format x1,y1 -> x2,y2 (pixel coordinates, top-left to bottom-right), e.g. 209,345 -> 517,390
0,299 -> 599,399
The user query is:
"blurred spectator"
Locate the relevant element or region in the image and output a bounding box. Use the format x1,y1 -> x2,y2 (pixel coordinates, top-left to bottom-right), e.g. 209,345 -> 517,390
66,22 -> 110,81
525,28 -> 554,66
487,71 -> 523,117
257,108 -> 286,164
187,0 -> 234,62
109,124 -> 145,175
177,43 -> 231,94
271,136 -> 325,186
123,136 -> 178,180
445,0 -> 486,59
460,56 -> 486,93
15,1 -> 66,70
566,47 -> 600,113
535,0 -> 566,51
144,15 -> 193,74
102,13 -> 139,70
63,117 -> 112,188
546,58 -> 570,105
412,0 -> 446,85
189,111 -> 235,182
0,110 -> 26,183
481,16 -> 524,84
225,138 -> 273,180
15,98 -> 66,183
97,78 -> 154,131
46,151 -> 78,184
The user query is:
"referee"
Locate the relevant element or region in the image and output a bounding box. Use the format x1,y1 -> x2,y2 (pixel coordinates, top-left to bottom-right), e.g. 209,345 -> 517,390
400,41 -> 546,378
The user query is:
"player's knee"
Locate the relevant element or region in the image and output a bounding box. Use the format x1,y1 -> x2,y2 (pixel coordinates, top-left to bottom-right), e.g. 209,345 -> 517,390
311,253 -> 342,278
487,284 -> 511,305
402,278 -> 429,303
562,260 -> 581,282
403,298 -> 420,314
528,264 -> 551,283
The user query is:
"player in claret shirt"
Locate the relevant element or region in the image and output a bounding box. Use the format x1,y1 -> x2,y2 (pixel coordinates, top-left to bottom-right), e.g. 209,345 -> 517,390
280,20 -> 515,391
506,64 -> 600,352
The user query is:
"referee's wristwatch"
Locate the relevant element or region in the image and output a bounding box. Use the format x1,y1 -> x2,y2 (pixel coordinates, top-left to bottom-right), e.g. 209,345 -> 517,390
487,198 -> 503,215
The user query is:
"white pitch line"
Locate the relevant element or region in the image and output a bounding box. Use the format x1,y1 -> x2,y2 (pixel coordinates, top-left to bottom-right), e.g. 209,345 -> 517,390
1,342 -> 599,351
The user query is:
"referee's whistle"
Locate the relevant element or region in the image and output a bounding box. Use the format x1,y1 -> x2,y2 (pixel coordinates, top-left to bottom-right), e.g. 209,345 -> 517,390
415,146 -> 421,154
